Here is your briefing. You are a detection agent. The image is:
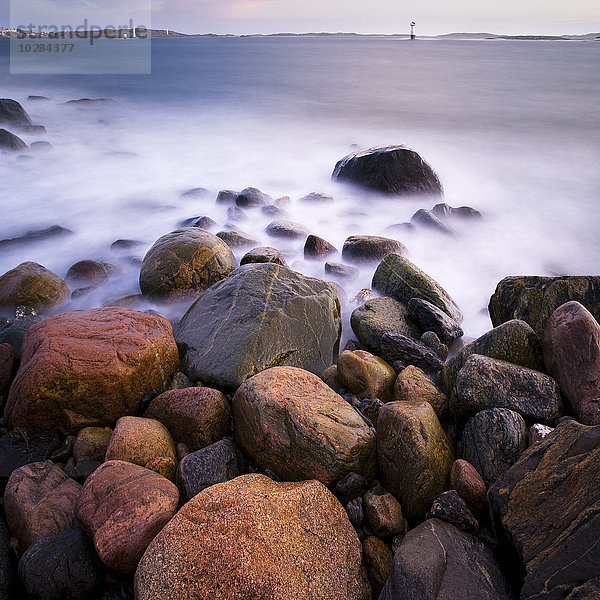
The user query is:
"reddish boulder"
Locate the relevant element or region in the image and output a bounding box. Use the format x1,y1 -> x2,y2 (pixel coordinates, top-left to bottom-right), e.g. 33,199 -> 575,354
233,367 -> 376,486
543,301 -> 600,425
4,461 -> 81,551
394,364 -> 448,418
363,536 -> 393,595
4,308 -> 179,434
337,350 -> 396,401
449,459 -> 488,514
144,387 -> 231,452
76,460 -> 179,574
363,486 -> 407,537
135,474 -> 371,600
0,343 -> 16,395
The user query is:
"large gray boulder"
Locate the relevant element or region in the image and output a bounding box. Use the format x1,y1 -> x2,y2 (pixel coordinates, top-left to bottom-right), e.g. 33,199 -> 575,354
176,263 -> 342,389
379,519 -> 511,600
332,145 -> 443,196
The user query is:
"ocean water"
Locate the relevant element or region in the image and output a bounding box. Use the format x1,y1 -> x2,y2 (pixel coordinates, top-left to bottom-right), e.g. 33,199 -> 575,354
0,37 -> 599,341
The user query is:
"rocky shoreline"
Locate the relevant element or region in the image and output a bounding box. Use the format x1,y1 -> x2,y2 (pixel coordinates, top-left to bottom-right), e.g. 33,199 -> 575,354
1,98 -> 600,599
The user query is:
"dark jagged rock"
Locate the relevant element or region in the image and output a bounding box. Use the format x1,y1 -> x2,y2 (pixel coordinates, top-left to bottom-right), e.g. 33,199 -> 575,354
341,235 -> 406,264
427,490 -> 479,534
335,472 -> 369,505
324,262 -> 359,281
0,99 -> 33,127
0,129 -> 27,150
420,331 -> 448,361
332,145 -> 444,196
346,497 -> 364,527
215,189 -> 238,204
216,228 -> 260,248
176,263 -> 342,389
543,301 -> 600,425
265,220 -> 308,240
408,297 -> 463,344
304,235 -> 337,260
18,528 -> 102,600
176,438 -> 243,501
441,319 -> 544,394
489,420 -> 600,600
0,226 -> 73,250
379,519 -> 511,600
235,187 -> 272,207
461,408 -> 529,486
453,354 -> 563,424
374,331 -> 444,374
0,314 -> 43,354
372,253 -> 462,323
488,275 -> 600,339
240,246 -> 287,266
191,216 -> 218,230
411,209 -> 456,236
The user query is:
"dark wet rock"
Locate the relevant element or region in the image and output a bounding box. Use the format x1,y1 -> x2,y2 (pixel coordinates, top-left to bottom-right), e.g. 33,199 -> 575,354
27,95 -> 50,101
299,192 -> 334,204
139,228 -> 235,300
379,519 -> 511,600
324,261 -> 359,281
335,472 -> 369,505
355,397 -> 383,428
489,275 -> 600,339
30,140 -> 53,152
337,349 -> 396,401
265,220 -> 308,240
420,331 -> 448,361
371,331 -> 444,375
449,459 -> 488,514
64,98 -> 115,105
0,99 -> 33,128
372,253 -> 462,323
543,301 -> 600,425
427,490 -> 479,534
363,536 -> 393,595
304,234 -> 337,260
0,519 -> 16,600
176,438 -> 243,501
235,187 -> 272,207
176,263 -> 342,389
461,408 -> 529,486
441,319 -> 544,394
110,239 -> 144,250
364,485 -> 407,537
65,260 -> 108,286
431,203 -> 482,219
453,354 -> 563,424
0,429 -> 61,494
332,145 -> 444,196
68,461 -> 102,484
0,225 -> 73,250
215,189 -> 238,204
0,342 -> 16,396
408,297 -> 464,344
180,187 -> 209,199
0,314 -> 43,354
233,366 -> 375,486
378,401 -> 454,519
226,205 -> 248,221
489,420 -> 600,600
216,228 -> 260,248
0,128 -> 27,150
188,215 -> 218,230
18,528 -> 102,600
346,497 -> 364,527
240,246 -> 287,266
50,436 -> 75,463
411,209 -> 456,236
341,235 -> 406,264
394,365 -> 449,419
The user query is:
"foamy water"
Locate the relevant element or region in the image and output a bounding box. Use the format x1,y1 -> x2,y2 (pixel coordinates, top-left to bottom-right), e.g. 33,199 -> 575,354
1,37 -> 599,341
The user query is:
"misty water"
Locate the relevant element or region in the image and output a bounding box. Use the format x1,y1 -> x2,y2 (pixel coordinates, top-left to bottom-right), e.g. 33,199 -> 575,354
1,37 -> 599,342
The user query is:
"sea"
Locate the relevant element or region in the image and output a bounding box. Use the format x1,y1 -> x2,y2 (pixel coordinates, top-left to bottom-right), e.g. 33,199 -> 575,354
1,36 -> 599,342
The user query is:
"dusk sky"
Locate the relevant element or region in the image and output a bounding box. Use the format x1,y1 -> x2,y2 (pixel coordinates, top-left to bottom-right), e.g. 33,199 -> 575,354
6,0 -> 600,36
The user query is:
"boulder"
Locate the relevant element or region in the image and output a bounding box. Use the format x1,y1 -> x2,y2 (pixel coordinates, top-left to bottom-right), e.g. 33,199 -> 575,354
304,234 -> 337,260
372,254 -> 462,323
0,342 -> 16,395
233,367 -> 376,486
431,203 -> 481,220
411,209 -> 456,236
235,187 -> 272,207
75,460 -> 179,574
4,461 -> 81,552
144,387 -> 231,452
104,416 -> 176,466
176,263 -> 342,389
216,189 -> 238,204
332,145 -> 443,196
363,536 -> 393,595
488,275 -> 600,339
240,246 -> 287,266
341,235 -> 406,264
0,262 -> 68,313
441,319 -> 544,394
426,490 -> 479,535
135,474 -> 371,600
407,297 -> 463,344
73,427 -> 113,463
139,228 -> 235,300
336,349 -> 396,401
0,226 -> 73,251
4,308 -> 178,434
489,420 -> 600,599
453,354 -> 563,424
65,260 -> 108,286
216,228 -> 260,248
377,401 -> 454,519
176,438 -> 243,501
543,301 -> 600,425
335,472 -> 369,504
324,261 -> 359,281
299,192 -> 334,203
18,528 -> 102,600
0,99 -> 33,127
461,408 -> 529,486
0,314 -> 43,355
363,485 -> 407,537
0,129 -> 27,150
379,519 -> 511,600
265,220 -> 308,239
449,459 -> 488,514
394,365 -> 449,419
144,456 -> 176,481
